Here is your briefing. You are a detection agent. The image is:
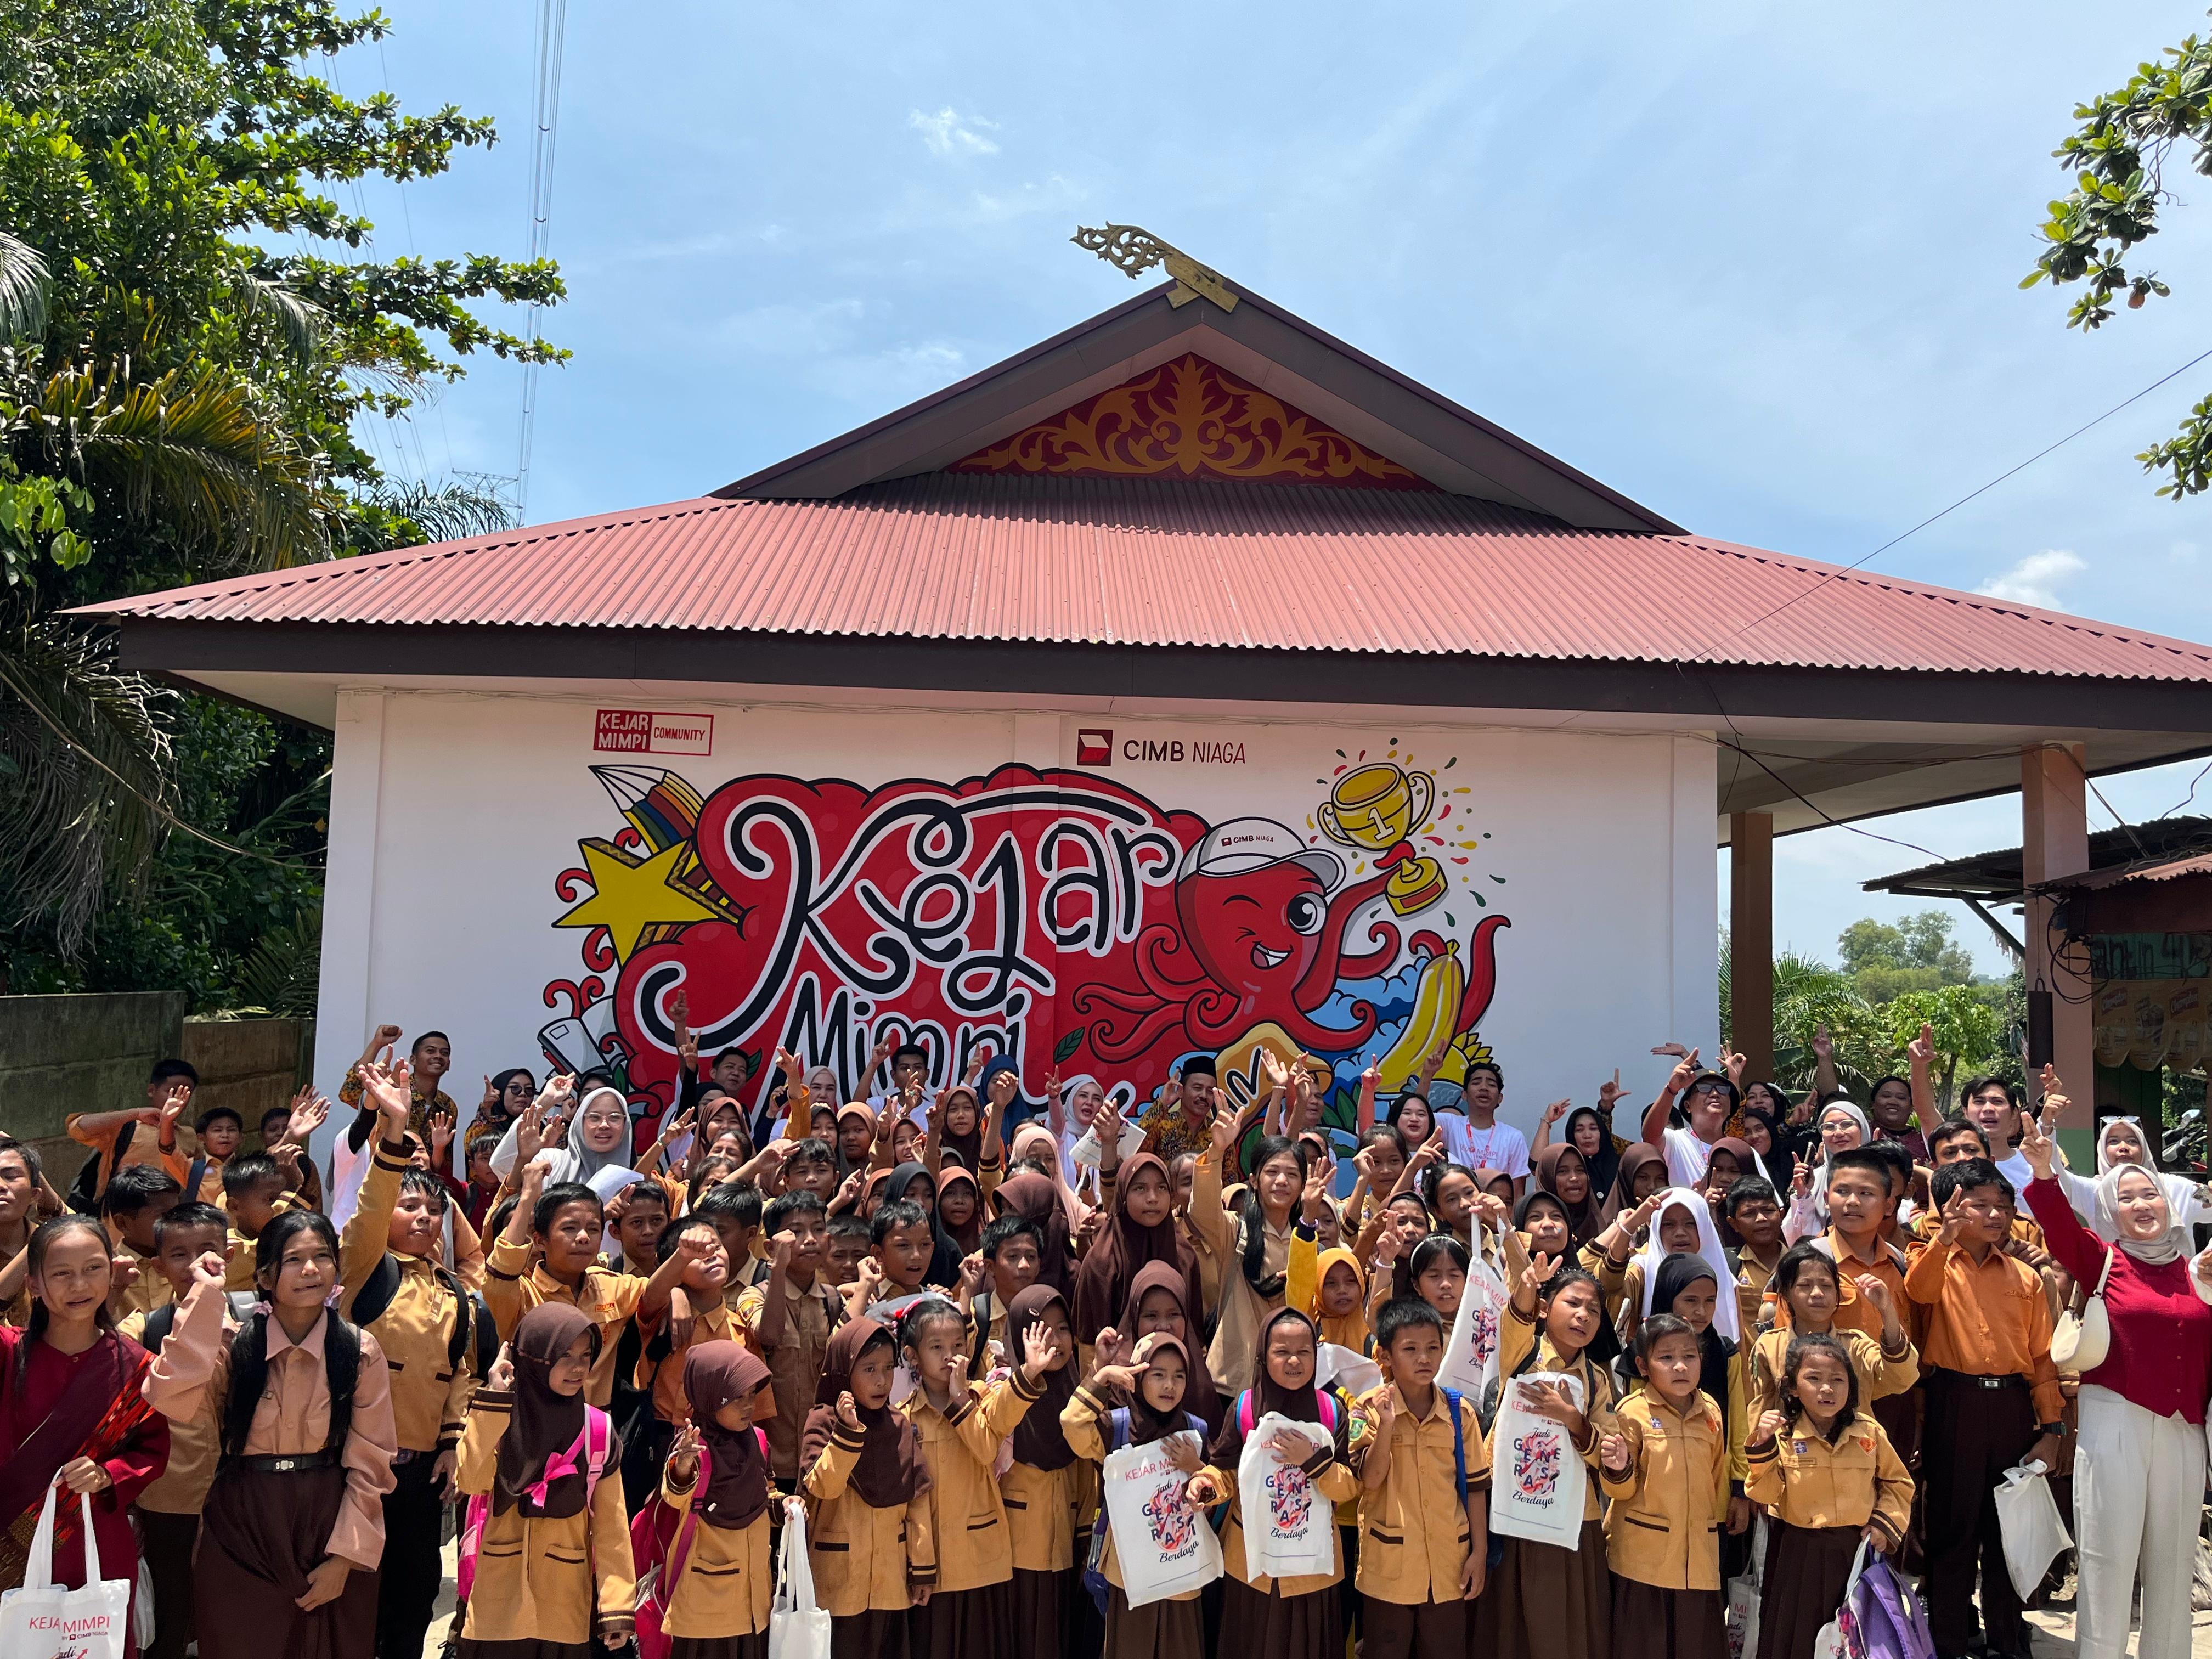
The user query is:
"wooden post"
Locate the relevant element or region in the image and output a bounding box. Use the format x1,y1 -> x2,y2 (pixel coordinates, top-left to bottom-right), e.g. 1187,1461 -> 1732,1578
2021,743 -> 2093,1145
1729,811 -> 1775,1085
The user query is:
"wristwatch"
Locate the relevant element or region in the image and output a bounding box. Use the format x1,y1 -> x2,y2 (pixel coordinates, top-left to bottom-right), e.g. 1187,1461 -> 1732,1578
2035,1423 -> 2064,1439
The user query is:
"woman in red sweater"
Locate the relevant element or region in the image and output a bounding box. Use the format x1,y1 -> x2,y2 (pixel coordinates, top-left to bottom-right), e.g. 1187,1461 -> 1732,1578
2019,1102 -> 2210,1659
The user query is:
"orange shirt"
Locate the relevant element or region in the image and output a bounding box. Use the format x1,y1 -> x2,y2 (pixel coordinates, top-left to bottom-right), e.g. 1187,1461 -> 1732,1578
1823,1229 -> 1910,1343
1901,1236 -> 2062,1423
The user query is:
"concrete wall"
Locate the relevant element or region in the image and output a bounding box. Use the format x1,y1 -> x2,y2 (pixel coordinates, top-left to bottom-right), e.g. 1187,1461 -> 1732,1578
180,1015 -> 317,1141
0,995 -> 313,1184
0,992 -> 187,1180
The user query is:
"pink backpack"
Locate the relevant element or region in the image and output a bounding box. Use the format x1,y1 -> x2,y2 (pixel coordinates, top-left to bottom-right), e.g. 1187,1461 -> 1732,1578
1233,1387 -> 1340,1437
456,1406 -> 613,1601
630,1430 -> 771,1659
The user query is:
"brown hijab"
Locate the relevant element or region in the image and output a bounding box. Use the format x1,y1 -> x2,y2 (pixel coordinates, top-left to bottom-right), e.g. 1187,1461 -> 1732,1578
1206,1306 -> 1342,1468
935,1086 -> 984,1177
1004,1284 -> 1077,1472
1116,1258 -> 1223,1438
684,1341 -> 772,1530
1602,1142 -> 1667,1223
799,1318 -> 927,1509
494,1304 -> 604,1517
936,1164 -> 983,1256
1532,1142 -> 1604,1251
1072,1152 -> 1199,1345
1125,1332 -> 1201,1446
992,1171 -> 1073,1295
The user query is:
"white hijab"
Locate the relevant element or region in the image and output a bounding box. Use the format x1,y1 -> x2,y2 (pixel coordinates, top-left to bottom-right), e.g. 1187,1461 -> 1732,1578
1636,1185 -> 1742,1341
489,1084 -> 634,1188
2094,1161 -> 2189,1266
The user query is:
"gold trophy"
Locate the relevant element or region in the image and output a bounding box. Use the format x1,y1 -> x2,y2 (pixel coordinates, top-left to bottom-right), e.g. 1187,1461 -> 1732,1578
1317,761 -> 1447,916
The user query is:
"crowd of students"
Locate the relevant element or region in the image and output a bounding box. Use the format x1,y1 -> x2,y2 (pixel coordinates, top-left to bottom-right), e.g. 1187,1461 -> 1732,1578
0,1017 -> 2207,1659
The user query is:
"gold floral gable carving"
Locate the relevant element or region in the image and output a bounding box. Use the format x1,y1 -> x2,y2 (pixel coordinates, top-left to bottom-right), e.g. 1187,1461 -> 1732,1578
946,353 -> 1434,490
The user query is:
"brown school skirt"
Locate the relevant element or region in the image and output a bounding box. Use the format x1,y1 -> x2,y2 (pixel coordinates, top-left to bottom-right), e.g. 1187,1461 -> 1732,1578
832,1607 -> 912,1659
912,1579 -> 1016,1659
458,1644 -> 596,1659
1219,1572 -> 1341,1659
1011,1566 -> 1076,1659
1476,1516 -> 1611,1659
1753,1522 -> 1862,1659
196,1462 -> 381,1659
1611,1577 -> 1728,1659
1105,1585 -> 1205,1659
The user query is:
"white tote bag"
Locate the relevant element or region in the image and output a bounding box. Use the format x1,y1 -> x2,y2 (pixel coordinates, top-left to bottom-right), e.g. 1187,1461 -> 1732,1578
1436,1238 -> 1511,1398
1725,1513 -> 1768,1659
0,1484 -> 132,1659
768,1498 -> 832,1659
1810,1540 -> 1870,1659
1235,1412 -> 1338,1582
1993,1460 -> 2069,1601
1487,1370 -> 1588,1549
1101,1430 -> 1223,1608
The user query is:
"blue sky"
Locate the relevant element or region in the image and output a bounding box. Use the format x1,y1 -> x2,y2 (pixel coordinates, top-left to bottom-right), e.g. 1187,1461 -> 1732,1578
338,0 -> 2212,978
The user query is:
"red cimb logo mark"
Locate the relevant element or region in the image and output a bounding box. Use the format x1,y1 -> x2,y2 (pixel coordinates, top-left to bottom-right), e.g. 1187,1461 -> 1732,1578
1076,729 -> 1113,766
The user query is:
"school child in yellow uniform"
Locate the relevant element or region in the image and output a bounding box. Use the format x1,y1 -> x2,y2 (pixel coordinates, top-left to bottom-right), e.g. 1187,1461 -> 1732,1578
1743,1331 -> 1912,1659
655,1341 -> 778,1659
1745,1243 -> 1917,1424
996,1284 -> 1085,1659
1352,1297 -> 1491,1659
1600,1313 -> 1731,1659
799,1317 -> 936,1659
1477,1228 -> 1618,1659
452,1303 -> 636,1654
895,1295 -> 1051,1658
1204,1307 -> 1363,1659
1061,1332 -> 1215,1659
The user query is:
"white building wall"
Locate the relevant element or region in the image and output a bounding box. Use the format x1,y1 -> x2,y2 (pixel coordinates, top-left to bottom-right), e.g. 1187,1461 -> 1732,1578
310,686 -> 1720,1144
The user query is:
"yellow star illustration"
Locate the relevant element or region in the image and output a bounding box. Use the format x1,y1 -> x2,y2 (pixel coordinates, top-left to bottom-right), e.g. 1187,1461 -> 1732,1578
553,837 -> 724,961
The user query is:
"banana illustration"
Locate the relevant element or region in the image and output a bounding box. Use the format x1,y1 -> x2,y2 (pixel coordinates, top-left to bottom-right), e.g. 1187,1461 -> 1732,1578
1378,943 -> 1465,1093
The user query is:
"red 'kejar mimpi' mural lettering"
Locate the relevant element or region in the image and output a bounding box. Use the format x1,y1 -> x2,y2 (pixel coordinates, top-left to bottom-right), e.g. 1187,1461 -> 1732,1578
537,748 -> 1509,1145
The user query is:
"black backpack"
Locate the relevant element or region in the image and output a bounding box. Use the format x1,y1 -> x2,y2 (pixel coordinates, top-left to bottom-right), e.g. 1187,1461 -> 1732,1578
138,1290 -> 259,1355
67,1120 -> 136,1215
1476,1337 -> 1543,1435
351,1251 -> 490,1377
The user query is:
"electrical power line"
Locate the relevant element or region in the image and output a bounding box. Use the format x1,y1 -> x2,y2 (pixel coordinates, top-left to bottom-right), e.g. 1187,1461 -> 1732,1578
1687,341 -> 2212,668
516,0 -> 570,522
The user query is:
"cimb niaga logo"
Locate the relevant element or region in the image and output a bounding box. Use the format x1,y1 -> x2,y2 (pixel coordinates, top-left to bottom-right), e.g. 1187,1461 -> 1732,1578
1076,729 -> 1113,767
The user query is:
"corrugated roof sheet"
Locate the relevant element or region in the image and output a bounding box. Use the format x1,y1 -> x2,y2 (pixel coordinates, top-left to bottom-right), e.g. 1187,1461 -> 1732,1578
72,474 -> 2212,681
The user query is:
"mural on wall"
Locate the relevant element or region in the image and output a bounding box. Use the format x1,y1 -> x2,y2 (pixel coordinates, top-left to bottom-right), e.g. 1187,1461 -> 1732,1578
535,743 -> 1510,1144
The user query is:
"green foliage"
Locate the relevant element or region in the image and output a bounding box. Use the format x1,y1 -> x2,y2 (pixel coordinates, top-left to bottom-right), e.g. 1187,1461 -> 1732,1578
0,0 -> 544,991
1731,920 -> 2019,1110
2023,14 -> 2212,496
1836,911 -> 1978,1005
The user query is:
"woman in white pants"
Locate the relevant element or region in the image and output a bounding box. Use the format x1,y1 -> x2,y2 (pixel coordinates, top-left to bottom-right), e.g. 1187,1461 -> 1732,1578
2019,1104 -> 2212,1659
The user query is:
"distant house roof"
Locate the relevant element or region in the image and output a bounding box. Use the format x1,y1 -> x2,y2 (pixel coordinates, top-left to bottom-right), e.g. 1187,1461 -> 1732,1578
1866,817 -> 2212,902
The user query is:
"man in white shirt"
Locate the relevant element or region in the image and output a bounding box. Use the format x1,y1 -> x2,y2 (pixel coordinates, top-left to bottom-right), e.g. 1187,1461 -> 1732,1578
1641,1050 -> 1737,1189
865,1042 -> 935,1132
1436,1060 -> 1530,1198
1959,1073 -> 2033,1198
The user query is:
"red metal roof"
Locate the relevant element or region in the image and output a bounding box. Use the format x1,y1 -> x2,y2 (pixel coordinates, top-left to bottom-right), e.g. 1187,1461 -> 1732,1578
72,474 -> 2212,682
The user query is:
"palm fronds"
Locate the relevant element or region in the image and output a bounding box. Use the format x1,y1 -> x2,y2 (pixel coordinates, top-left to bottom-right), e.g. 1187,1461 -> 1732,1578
0,232 -> 47,340
19,358 -> 337,569
0,614 -> 172,955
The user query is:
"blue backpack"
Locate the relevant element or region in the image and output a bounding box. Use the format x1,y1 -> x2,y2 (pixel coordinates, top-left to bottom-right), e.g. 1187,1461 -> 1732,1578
1081,1407 -> 1209,1615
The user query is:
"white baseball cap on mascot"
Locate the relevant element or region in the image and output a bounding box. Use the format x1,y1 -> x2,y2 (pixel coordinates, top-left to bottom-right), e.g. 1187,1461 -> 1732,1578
1178,816 -> 1343,888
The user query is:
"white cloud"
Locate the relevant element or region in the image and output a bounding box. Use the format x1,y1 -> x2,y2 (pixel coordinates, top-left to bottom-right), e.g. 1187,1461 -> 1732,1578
1975,549 -> 2084,610
909,107 -> 1000,157
714,298 -> 865,358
